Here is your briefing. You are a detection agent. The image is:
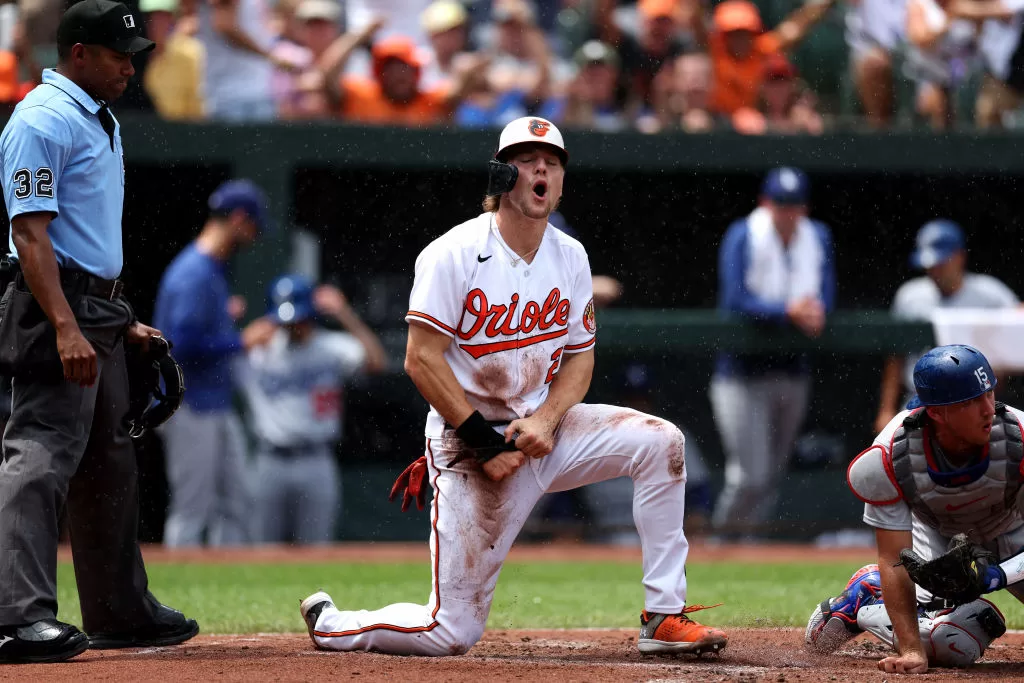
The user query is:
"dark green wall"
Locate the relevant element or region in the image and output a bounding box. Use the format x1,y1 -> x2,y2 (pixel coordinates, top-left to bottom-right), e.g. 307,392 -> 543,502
3,121 -> 1022,541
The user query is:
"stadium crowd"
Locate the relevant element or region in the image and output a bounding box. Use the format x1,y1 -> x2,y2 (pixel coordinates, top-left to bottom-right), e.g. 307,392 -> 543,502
1,0 -> 1023,131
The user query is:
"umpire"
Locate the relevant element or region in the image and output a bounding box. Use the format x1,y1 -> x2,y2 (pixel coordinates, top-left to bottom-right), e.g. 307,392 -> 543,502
0,0 -> 198,664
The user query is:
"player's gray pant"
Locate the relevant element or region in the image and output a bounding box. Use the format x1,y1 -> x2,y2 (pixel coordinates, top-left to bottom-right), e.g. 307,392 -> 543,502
253,443 -> 340,544
161,403 -> 253,547
709,372 -> 811,535
0,295 -> 163,630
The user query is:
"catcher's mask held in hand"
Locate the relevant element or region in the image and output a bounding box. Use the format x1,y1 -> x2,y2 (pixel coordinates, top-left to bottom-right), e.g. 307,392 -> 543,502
126,335 -> 185,438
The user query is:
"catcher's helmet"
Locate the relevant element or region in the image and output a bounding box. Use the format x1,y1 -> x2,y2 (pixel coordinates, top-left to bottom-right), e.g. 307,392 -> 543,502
267,274 -> 315,324
486,116 -> 568,197
912,344 -> 996,407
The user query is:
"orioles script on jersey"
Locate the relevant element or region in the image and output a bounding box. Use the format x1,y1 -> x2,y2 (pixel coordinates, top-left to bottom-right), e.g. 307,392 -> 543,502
456,288 -> 571,359
404,213 -> 596,437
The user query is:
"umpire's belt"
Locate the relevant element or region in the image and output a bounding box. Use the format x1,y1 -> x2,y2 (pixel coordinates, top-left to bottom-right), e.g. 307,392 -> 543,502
14,265 -> 124,301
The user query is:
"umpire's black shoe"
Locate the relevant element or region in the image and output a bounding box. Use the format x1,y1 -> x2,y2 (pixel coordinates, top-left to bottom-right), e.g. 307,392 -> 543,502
0,619 -> 90,664
87,604 -> 199,650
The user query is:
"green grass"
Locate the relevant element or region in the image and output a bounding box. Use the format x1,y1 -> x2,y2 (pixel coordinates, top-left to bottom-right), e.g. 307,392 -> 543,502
55,561 -> 1024,634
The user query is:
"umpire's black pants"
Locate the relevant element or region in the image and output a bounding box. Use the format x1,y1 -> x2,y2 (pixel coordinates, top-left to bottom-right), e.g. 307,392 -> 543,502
0,288 -> 161,630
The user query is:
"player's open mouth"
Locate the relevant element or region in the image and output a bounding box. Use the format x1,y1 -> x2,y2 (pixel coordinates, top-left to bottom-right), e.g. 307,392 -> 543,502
532,182 -> 547,198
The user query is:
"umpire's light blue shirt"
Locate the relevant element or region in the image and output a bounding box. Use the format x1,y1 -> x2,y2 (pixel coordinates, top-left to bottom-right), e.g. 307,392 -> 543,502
1,69 -> 125,279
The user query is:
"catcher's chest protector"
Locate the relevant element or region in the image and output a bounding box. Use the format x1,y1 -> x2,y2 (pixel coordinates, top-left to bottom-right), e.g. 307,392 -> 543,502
891,406 -> 1024,543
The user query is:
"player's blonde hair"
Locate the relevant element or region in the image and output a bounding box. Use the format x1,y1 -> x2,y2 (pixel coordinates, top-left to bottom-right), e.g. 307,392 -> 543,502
482,194 -> 500,212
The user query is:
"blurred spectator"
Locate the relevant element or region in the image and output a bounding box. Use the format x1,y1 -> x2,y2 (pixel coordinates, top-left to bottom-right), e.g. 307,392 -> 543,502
709,0 -> 835,116
271,0 -> 341,118
317,20 -> 473,126
199,0 -> 287,121
844,0 -> 907,127
455,1 -> 564,128
0,2 -> 41,111
710,168 -> 836,540
946,0 -> 1024,128
486,1 -> 563,110
141,0 -> 204,120
874,220 -> 1019,433
593,0 -> 697,117
342,0 -> 434,79
154,180 -> 272,547
236,275 -> 386,545
904,0 -> 980,129
731,55 -> 824,134
420,0 -> 471,88
19,0 -> 60,69
562,39 -> 627,131
647,51 -> 720,132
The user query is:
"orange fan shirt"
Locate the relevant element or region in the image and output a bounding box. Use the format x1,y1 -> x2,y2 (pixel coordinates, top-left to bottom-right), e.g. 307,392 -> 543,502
339,77 -> 450,126
709,32 -> 782,115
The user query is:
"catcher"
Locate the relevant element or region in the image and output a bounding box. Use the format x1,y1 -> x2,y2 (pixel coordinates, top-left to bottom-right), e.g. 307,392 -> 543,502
806,344 -> 1024,674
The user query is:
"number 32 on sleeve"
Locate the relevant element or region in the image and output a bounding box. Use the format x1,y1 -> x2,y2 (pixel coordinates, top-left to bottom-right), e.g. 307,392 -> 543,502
12,167 -> 53,200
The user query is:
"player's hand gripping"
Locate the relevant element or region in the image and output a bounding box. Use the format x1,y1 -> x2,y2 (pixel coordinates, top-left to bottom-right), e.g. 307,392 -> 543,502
56,321 -> 97,386
504,414 -> 558,459
878,650 -> 928,675
482,450 -> 525,482
389,456 -> 429,512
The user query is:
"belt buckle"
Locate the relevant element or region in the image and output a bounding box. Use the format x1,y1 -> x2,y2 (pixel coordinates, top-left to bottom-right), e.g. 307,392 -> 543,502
109,279 -> 123,301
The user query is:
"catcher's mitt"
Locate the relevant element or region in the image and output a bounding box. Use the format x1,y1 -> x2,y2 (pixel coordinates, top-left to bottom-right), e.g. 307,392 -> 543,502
898,533 -> 1003,603
125,336 -> 185,439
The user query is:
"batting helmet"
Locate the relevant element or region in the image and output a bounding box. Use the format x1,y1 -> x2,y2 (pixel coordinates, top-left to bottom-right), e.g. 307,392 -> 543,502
486,116 -> 568,196
267,274 -> 315,324
912,344 -> 996,407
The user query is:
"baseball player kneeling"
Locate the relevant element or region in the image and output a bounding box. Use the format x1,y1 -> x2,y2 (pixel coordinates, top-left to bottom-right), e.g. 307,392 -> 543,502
806,344 -> 1024,674
298,117 -> 728,657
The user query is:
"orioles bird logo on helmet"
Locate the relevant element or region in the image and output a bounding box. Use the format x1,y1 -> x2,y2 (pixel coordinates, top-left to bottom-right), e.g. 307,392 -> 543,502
528,119 -> 551,137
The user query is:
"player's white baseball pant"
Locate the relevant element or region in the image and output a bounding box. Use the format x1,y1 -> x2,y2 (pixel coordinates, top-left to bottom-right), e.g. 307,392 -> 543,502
310,403 -> 690,655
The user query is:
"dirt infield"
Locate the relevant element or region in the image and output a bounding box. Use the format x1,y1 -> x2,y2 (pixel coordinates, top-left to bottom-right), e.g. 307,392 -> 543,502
5,629 -> 1024,682
38,542 -> 1024,681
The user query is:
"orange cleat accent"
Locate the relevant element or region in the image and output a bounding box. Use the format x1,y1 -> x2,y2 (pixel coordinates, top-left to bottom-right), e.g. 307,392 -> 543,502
638,604 -> 728,655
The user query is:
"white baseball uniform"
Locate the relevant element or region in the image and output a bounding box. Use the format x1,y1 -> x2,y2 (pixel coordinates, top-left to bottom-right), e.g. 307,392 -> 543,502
235,329 -> 367,543
309,212 -> 693,655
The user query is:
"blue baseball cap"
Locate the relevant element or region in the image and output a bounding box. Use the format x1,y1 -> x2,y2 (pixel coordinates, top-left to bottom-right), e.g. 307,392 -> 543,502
208,179 -> 270,234
913,344 -> 996,407
910,219 -> 965,270
761,167 -> 809,205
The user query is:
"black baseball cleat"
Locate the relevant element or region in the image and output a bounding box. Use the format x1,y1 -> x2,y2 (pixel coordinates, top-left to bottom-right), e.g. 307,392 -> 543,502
0,619 -> 90,664
88,604 -> 199,650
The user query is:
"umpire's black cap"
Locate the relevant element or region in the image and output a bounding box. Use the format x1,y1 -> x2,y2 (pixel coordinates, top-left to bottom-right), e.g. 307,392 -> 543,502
58,0 -> 156,54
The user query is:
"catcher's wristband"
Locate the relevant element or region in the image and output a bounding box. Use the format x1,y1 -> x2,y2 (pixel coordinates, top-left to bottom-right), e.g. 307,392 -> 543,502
455,410 -> 516,464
